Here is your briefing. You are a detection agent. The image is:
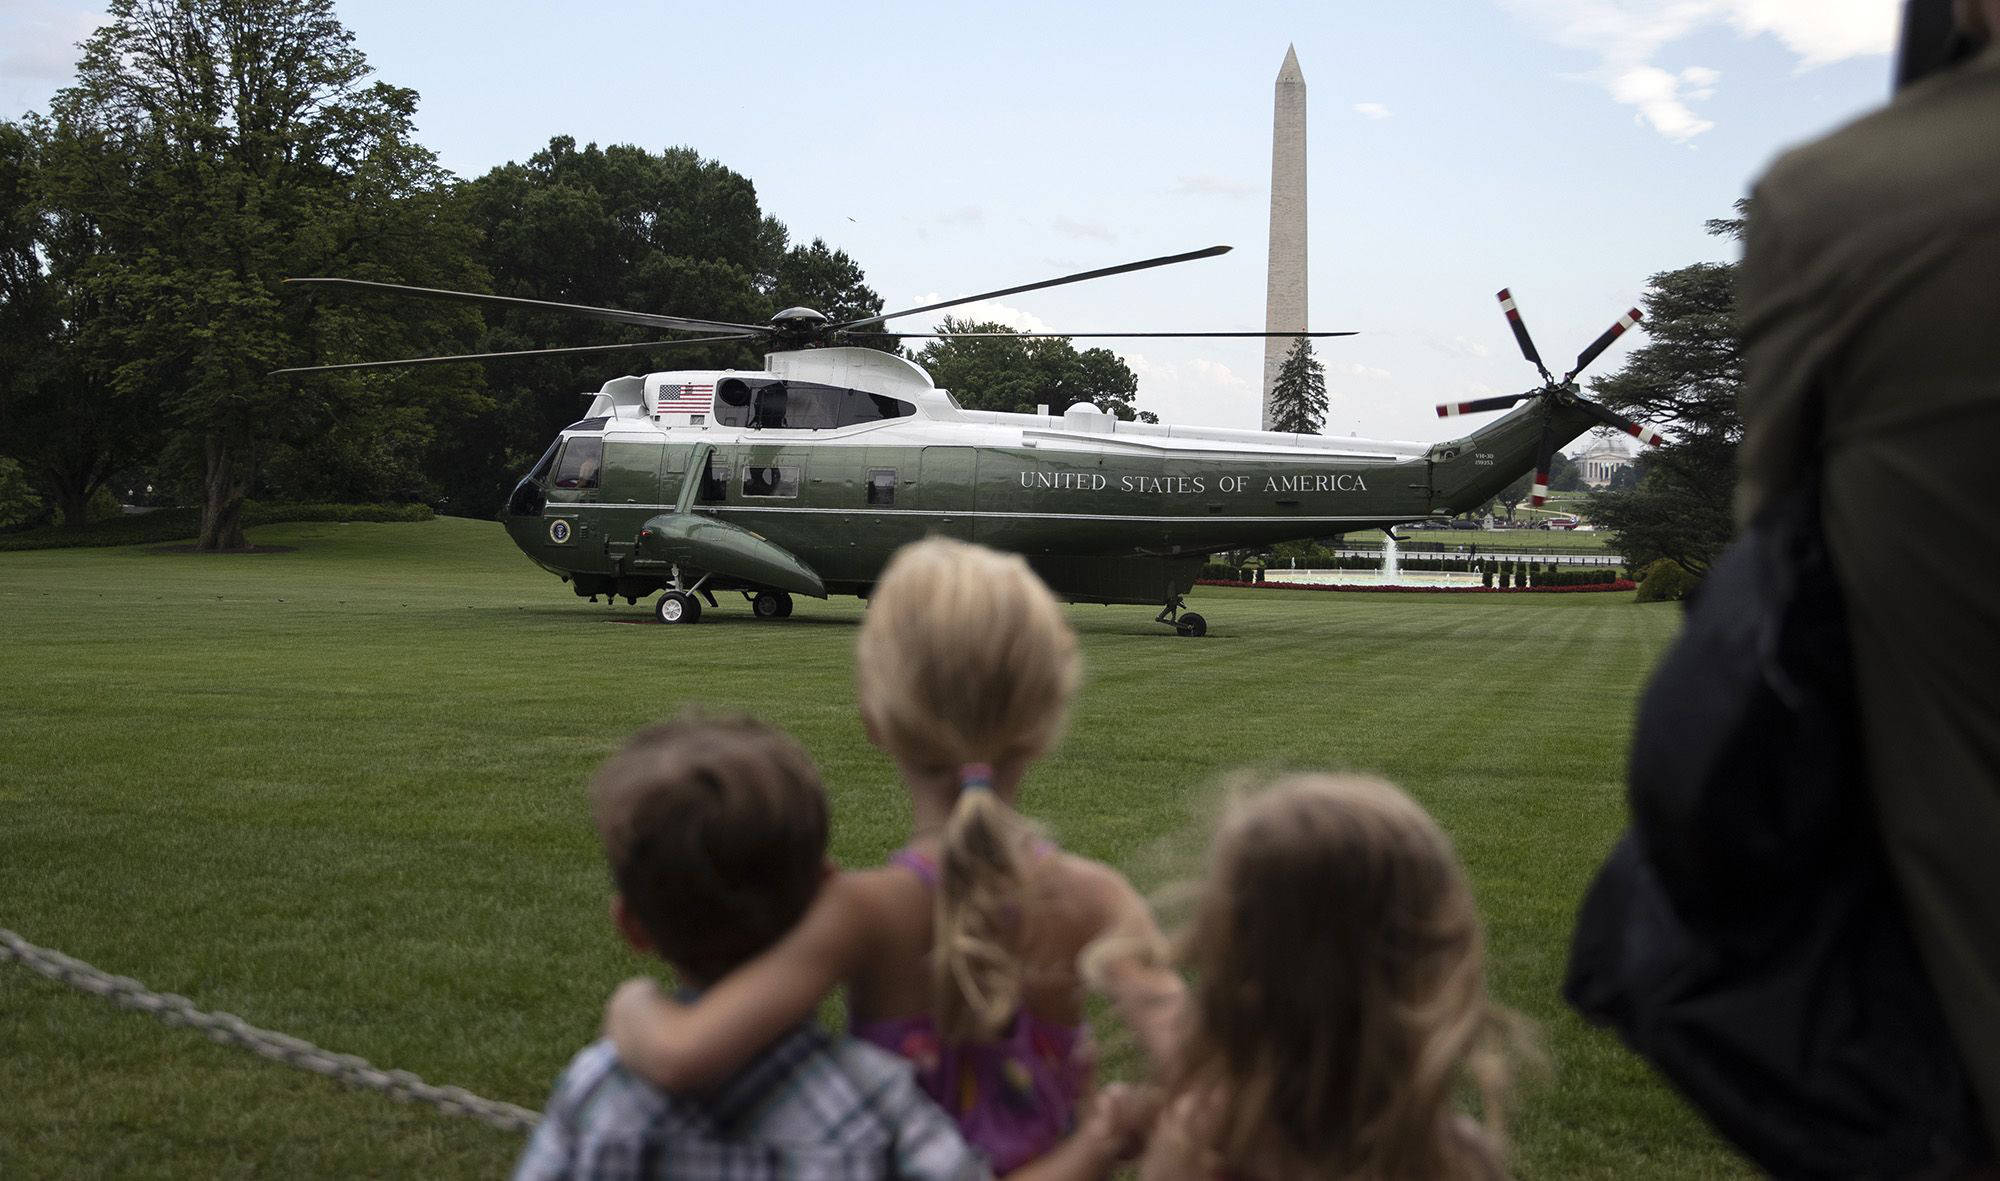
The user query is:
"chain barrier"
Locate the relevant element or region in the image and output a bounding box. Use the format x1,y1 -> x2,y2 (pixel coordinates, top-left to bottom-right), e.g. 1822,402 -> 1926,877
1,928 -> 540,1134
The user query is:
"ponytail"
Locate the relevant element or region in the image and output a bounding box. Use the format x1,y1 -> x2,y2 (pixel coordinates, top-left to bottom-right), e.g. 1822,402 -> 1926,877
934,763 -> 1033,1041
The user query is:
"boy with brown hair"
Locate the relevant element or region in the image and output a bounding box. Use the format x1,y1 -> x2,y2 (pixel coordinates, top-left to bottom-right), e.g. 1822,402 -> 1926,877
513,713 -> 986,1180
514,713 -> 1144,1180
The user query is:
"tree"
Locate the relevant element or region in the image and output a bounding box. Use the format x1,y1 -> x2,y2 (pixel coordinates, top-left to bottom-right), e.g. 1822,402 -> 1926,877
0,117 -> 156,529
914,319 -> 1153,421
1267,337 -> 1327,434
1588,209 -> 1746,572
772,238 -> 888,348
47,0 -> 482,548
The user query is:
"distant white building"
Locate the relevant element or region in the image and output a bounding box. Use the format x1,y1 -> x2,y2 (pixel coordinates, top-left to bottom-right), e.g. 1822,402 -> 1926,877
1568,434 -> 1640,487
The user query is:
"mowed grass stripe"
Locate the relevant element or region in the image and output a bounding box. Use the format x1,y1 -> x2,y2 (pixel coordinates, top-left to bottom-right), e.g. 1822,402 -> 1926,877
0,518 -> 1745,1178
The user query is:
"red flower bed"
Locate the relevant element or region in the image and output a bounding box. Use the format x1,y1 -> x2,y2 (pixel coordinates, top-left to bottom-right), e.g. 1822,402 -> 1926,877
1195,578 -> 1638,595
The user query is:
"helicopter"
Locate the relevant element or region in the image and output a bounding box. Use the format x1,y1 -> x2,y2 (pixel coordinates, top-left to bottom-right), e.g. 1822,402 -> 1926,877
279,247 -> 1662,636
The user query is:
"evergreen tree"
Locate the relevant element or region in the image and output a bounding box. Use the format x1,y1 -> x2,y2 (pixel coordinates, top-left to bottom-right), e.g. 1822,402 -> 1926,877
1268,337 -> 1327,434
1588,206 -> 1747,573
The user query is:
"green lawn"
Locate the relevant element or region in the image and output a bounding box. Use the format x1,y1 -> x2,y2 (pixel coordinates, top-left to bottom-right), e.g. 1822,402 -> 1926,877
0,518 -> 1744,1178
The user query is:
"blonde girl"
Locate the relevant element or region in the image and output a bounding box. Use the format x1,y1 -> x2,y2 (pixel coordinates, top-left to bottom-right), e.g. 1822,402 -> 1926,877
1139,774 -> 1529,1181
607,538 -> 1181,1174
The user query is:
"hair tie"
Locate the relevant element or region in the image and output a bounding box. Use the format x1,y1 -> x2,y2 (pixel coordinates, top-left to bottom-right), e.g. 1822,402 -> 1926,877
959,763 -> 994,793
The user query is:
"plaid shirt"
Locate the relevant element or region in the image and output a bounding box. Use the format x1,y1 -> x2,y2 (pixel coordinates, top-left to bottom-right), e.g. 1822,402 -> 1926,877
512,1027 -> 989,1181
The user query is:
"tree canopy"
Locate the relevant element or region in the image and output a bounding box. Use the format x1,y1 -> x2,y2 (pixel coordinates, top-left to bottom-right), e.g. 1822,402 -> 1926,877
1587,210 -> 1745,573
1267,337 -> 1327,434
40,0 -> 483,547
913,319 -> 1153,421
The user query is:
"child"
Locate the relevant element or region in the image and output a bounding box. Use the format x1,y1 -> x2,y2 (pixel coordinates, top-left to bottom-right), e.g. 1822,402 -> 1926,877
606,539 -> 1182,1174
1135,774 -> 1530,1181
515,713 -> 990,1179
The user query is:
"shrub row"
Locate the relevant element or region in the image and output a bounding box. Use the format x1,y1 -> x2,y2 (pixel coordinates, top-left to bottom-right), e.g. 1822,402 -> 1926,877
1195,578 -> 1639,595
0,502 -> 434,552
1208,559 -> 1628,583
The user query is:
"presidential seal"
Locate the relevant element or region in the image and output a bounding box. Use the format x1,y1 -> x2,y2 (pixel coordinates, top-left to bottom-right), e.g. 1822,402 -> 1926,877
547,518 -> 572,545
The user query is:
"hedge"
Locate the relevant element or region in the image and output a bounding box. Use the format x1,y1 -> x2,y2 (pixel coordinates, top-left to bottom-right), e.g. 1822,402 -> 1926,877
1196,578 -> 1638,595
0,502 -> 434,552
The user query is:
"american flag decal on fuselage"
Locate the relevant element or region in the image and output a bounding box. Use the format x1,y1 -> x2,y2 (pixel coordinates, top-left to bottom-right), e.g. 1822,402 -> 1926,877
656,383 -> 713,414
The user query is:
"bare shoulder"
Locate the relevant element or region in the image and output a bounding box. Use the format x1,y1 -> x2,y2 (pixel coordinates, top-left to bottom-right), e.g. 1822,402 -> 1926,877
829,863 -> 932,935
1040,851 -> 1146,931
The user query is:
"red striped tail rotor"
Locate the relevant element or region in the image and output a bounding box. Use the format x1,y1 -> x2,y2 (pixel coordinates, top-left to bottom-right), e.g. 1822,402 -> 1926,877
1437,390 -> 1535,418
1565,307 -> 1644,382
1497,288 -> 1554,384
1529,419 -> 1556,507
1577,399 -> 1668,449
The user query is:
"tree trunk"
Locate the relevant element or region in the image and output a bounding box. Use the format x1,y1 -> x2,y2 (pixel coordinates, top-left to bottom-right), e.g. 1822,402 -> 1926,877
198,433 -> 250,551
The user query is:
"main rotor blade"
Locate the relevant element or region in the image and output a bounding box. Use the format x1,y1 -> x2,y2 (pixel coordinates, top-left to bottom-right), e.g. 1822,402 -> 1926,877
857,330 -> 1358,339
1437,390 -> 1534,418
1529,418 -> 1557,507
1496,288 -> 1553,383
1565,307 -> 1643,381
285,278 -> 769,336
838,245 -> 1231,331
269,334 -> 758,376
1578,398 -> 1668,446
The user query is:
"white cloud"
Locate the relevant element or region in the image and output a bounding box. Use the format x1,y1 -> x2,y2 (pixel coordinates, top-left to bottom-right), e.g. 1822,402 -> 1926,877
1345,362 -> 1393,380
1353,101 -> 1393,120
1496,0 -> 1896,142
1122,352 -> 1256,425
1724,0 -> 1898,67
1425,334 -> 1492,359
1171,174 -> 1257,199
1050,215 -> 1114,243
898,296 -> 1054,335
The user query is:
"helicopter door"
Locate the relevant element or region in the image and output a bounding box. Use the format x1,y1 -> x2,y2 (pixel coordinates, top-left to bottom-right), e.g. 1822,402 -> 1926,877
916,447 -> 978,539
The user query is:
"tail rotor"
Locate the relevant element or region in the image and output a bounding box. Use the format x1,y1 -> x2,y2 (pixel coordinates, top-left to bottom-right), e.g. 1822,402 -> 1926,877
1435,288 -> 1669,506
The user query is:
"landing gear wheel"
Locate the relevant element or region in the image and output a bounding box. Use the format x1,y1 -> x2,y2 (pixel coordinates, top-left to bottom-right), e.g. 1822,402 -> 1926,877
1175,612 -> 1207,638
752,590 -> 793,620
656,591 -> 701,625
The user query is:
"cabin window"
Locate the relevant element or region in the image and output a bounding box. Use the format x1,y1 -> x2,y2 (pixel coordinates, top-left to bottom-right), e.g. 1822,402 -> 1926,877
742,465 -> 800,498
714,378 -> 916,431
552,437 -> 604,490
700,460 -> 731,501
866,469 -> 897,506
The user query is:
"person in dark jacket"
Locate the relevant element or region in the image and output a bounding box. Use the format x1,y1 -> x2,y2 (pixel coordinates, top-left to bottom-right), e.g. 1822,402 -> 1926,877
1735,0 -> 2000,1145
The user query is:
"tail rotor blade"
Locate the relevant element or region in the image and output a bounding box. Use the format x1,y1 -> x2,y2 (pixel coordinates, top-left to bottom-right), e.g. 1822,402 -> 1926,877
1579,399 -> 1668,446
1497,288 -> 1552,382
1529,419 -> 1556,507
1566,307 -> 1644,381
1437,390 -> 1534,419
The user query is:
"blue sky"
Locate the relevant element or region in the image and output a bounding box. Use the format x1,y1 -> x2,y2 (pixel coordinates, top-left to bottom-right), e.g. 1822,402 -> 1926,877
1,0 -> 1901,445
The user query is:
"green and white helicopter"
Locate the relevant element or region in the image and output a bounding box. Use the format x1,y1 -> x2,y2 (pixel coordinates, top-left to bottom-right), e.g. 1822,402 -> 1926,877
282,247 -> 1659,635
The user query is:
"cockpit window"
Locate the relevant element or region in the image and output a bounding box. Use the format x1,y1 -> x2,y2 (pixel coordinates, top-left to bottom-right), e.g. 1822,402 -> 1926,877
552,437 -> 604,490
565,417 -> 610,432
711,378 -> 914,430
526,438 -> 562,484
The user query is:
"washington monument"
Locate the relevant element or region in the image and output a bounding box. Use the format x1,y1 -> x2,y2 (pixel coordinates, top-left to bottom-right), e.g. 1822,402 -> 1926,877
1262,45 -> 1308,431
